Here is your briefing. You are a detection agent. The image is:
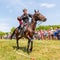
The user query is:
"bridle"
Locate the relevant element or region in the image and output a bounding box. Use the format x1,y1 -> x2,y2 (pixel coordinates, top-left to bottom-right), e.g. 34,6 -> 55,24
38,21 -> 43,25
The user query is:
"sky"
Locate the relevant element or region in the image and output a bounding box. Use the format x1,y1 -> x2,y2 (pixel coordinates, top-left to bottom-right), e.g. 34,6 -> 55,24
0,0 -> 60,32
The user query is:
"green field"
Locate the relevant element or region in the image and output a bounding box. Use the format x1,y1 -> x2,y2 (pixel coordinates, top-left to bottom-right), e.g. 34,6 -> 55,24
0,39 -> 60,60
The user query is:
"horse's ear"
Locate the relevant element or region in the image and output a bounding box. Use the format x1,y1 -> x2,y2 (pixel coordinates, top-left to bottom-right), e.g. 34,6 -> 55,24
34,10 -> 36,13
38,10 -> 39,12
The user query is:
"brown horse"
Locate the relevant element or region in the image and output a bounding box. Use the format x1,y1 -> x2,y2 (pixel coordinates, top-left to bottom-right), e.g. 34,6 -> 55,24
10,10 -> 46,53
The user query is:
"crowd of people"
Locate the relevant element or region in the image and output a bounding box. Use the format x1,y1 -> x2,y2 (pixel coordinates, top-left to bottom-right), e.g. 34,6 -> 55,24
34,27 -> 60,40
0,27 -> 60,40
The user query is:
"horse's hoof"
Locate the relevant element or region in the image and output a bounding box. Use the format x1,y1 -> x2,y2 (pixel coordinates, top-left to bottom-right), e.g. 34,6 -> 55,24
17,47 -> 19,50
30,49 -> 32,52
27,49 -> 30,54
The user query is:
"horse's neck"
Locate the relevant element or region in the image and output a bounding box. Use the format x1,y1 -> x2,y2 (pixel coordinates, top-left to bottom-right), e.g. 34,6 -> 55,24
31,19 -> 37,31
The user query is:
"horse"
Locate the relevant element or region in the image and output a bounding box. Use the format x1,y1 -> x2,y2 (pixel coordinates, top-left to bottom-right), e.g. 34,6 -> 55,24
10,10 -> 47,53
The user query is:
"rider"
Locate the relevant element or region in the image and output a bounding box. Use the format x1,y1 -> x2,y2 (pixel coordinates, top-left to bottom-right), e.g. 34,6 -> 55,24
17,8 -> 32,33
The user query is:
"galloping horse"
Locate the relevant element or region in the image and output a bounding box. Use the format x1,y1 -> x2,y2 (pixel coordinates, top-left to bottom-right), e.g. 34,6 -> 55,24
10,10 -> 46,52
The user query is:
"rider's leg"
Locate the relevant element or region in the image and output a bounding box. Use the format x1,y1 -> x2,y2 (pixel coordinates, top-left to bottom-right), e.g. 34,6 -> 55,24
18,25 -> 24,35
18,25 -> 21,32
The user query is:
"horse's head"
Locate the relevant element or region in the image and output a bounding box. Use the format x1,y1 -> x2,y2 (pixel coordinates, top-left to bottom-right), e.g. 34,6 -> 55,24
33,10 -> 47,22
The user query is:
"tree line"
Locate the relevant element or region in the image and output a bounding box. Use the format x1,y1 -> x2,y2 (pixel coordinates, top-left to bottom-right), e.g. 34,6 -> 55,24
36,25 -> 60,31
0,25 -> 60,37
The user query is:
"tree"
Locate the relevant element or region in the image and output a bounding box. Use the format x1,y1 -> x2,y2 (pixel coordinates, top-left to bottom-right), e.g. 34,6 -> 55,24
36,25 -> 60,31
0,31 -> 5,36
0,31 -> 5,39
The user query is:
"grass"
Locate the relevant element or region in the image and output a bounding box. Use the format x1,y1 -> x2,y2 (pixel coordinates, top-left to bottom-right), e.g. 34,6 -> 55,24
0,39 -> 60,60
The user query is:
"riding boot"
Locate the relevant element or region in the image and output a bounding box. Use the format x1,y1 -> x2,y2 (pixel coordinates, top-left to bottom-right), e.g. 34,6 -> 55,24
18,24 -> 23,36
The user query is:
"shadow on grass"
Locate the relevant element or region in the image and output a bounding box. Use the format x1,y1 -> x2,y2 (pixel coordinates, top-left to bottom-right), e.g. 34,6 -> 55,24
12,46 -> 27,53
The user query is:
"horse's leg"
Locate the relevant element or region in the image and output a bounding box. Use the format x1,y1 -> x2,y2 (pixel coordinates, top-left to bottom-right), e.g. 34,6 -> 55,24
16,39 -> 19,49
15,29 -> 20,49
30,40 -> 33,52
27,39 -> 31,52
26,33 -> 33,53
16,36 -> 23,49
15,29 -> 23,49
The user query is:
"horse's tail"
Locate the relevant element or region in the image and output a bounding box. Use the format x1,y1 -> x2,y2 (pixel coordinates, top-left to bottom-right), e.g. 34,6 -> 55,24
10,29 -> 16,39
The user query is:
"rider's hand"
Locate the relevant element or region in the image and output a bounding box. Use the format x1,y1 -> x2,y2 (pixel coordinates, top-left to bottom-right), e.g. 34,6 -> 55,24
17,16 -> 21,21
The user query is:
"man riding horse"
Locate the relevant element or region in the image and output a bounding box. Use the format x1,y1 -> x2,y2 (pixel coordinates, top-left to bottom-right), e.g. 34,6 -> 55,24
10,9 -> 47,53
17,8 -> 32,35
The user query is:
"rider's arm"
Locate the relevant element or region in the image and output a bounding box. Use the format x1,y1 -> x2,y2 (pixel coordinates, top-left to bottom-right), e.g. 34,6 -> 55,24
17,16 -> 23,25
17,16 -> 21,21
20,15 -> 24,20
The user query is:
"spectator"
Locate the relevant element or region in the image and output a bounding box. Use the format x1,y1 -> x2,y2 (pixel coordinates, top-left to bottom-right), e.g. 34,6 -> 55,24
56,27 -> 60,40
37,31 -> 41,40
40,29 -> 44,40
36,27 -> 60,40
54,28 -> 58,40
49,27 -> 54,40
43,30 -> 48,40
